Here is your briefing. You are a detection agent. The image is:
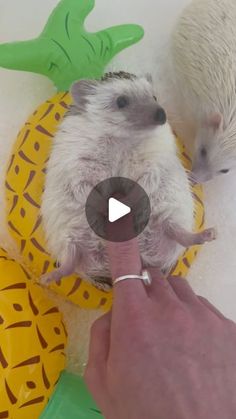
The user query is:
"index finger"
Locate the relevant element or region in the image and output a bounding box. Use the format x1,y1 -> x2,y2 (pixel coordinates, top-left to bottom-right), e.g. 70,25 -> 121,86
106,214 -> 148,314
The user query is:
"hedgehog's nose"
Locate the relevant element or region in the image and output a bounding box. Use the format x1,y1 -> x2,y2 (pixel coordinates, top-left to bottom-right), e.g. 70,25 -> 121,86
154,107 -> 166,125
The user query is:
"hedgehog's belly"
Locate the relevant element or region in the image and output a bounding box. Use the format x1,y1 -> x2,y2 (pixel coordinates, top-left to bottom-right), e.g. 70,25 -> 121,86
138,227 -> 184,272
75,232 -> 110,280
75,222 -> 185,281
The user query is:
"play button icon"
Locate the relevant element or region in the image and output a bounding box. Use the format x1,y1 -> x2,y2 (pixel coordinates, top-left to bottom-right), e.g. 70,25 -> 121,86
85,177 -> 151,242
108,198 -> 131,222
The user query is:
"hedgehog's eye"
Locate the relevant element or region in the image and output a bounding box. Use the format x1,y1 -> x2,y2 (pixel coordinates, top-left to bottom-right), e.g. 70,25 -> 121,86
116,95 -> 129,109
219,169 -> 229,174
200,147 -> 207,158
153,96 -> 157,101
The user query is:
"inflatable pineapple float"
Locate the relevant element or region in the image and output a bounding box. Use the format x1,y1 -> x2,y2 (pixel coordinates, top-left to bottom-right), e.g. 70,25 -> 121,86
0,0 -> 205,417
0,249 -> 67,418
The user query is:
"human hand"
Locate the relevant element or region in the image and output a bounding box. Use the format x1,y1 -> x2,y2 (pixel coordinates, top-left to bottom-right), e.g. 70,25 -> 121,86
85,220 -> 236,419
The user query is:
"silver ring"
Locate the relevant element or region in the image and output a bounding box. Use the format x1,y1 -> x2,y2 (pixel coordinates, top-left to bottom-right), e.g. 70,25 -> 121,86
113,269 -> 152,287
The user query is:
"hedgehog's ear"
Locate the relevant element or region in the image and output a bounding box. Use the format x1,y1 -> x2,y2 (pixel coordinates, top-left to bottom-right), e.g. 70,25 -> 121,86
145,73 -> 153,84
205,112 -> 223,132
70,80 -> 99,109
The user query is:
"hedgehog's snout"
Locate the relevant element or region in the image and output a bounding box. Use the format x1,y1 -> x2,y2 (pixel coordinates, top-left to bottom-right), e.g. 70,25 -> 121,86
153,107 -> 166,125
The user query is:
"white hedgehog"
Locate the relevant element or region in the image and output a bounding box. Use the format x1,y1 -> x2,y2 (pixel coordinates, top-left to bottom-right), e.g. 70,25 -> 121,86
41,72 -> 215,288
169,0 -> 236,183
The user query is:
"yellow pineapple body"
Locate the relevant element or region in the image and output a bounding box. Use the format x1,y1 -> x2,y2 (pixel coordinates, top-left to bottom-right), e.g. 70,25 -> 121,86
170,138 -> 205,276
5,93 -> 204,312
0,247 -> 67,418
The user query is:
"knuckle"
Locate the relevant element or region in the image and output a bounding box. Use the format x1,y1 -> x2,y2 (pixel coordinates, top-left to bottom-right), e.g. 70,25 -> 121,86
162,298 -> 181,315
125,303 -> 149,328
168,275 -> 185,283
168,302 -> 192,328
173,303 -> 187,320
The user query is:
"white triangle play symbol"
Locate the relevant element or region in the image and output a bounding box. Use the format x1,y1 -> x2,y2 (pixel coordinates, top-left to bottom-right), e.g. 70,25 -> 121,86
108,197 -> 131,223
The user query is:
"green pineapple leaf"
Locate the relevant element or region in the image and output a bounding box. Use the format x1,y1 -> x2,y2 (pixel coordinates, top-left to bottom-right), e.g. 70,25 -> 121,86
0,0 -> 144,91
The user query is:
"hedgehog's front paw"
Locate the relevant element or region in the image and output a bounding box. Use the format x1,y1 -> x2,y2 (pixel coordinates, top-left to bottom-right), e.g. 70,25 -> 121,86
40,269 -> 62,285
202,227 -> 217,243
